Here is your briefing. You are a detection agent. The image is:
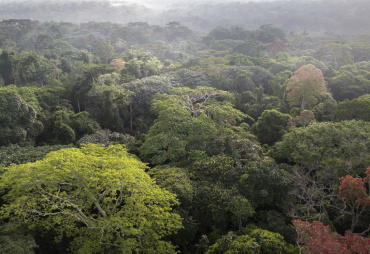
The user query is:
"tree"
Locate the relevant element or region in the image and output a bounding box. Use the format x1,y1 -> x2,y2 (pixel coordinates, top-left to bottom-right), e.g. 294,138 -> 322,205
149,165 -> 197,252
51,108 -> 101,144
121,50 -> 163,80
328,65 -> 370,101
0,88 -> 42,146
314,42 -> 353,69
293,220 -> 370,254
206,228 -> 287,254
0,144 -> 73,170
273,121 -> 370,225
109,58 -> 125,72
339,168 -> 370,234
0,144 -> 182,253
35,34 -> 54,50
86,84 -> 130,132
287,110 -> 315,129
0,50 -> 16,86
268,40 -> 287,58
240,158 -> 292,209
94,40 -> 115,64
123,75 -> 177,131
140,87 -> 251,165
312,95 -> 337,122
253,109 -> 291,146
254,24 -> 286,43
286,64 -> 327,110
335,95 -> 370,122
224,66 -> 274,94
16,51 -> 56,87
0,221 -> 37,254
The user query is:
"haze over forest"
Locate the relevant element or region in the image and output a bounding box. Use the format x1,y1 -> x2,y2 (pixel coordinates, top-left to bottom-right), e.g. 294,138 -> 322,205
1,0 -> 370,34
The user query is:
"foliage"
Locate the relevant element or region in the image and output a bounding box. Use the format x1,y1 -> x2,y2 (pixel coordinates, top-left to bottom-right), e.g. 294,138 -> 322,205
149,165 -> 197,251
86,83 -> 130,132
206,228 -> 287,254
0,88 -> 42,146
293,220 -> 370,254
240,158 -> 292,209
77,129 -> 135,147
253,109 -> 291,146
339,168 -> 370,234
286,64 -> 327,109
150,165 -> 193,207
328,63 -> 370,101
0,144 -> 182,253
140,86 -> 252,165
335,95 -> 370,122
0,221 -> 37,254
314,42 -> 353,69
94,40 -> 115,64
312,95 -> 337,122
0,144 -> 73,171
121,50 -> 163,80
287,110 -> 315,129
273,121 -> 370,224
51,108 -> 101,144
3,16 -> 370,253
224,66 -> 274,94
122,75 -> 177,133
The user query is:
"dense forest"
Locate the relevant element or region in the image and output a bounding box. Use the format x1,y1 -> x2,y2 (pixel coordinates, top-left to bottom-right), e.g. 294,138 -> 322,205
0,0 -> 370,253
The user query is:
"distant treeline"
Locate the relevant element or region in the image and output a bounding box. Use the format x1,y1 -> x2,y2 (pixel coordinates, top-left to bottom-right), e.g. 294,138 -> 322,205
1,0 -> 370,34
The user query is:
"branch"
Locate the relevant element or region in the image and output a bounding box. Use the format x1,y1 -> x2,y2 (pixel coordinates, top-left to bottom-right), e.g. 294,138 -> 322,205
359,224 -> 370,235
84,186 -> 108,218
40,188 -> 96,228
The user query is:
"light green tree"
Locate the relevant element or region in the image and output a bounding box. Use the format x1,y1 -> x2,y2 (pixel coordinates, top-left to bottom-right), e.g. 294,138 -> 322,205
0,144 -> 182,253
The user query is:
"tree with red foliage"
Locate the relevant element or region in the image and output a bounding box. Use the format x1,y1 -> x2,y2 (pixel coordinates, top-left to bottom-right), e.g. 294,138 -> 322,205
287,110 -> 315,129
268,40 -> 287,57
287,64 -> 327,110
293,220 -> 370,254
339,168 -> 370,234
293,169 -> 370,253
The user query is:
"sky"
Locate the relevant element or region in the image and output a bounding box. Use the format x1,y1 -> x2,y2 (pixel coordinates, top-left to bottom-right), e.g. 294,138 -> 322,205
0,0 -> 301,9
107,0 -> 308,10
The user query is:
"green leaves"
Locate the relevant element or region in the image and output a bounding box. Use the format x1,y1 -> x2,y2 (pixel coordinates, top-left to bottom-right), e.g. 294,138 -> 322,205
253,109 -> 291,146
0,144 -> 182,253
0,88 -> 42,146
206,228 -> 287,254
140,86 -> 254,165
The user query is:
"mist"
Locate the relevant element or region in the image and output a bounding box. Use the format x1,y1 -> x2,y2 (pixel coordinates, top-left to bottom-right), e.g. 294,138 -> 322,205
0,0 -> 369,35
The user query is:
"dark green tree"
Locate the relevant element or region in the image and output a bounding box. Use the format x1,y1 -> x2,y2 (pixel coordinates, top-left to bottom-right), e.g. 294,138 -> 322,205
0,50 -> 15,86
253,109 -> 291,146
0,88 -> 42,146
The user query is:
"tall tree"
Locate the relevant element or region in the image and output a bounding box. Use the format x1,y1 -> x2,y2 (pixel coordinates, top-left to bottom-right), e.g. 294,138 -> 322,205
286,64 -> 327,110
0,88 -> 42,146
339,168 -> 370,234
293,220 -> 370,254
253,109 -> 291,146
140,87 -> 251,165
0,50 -> 15,86
0,144 -> 182,253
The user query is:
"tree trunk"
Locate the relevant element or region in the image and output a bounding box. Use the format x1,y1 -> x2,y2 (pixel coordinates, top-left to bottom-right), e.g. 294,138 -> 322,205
301,95 -> 305,110
130,103 -> 133,131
